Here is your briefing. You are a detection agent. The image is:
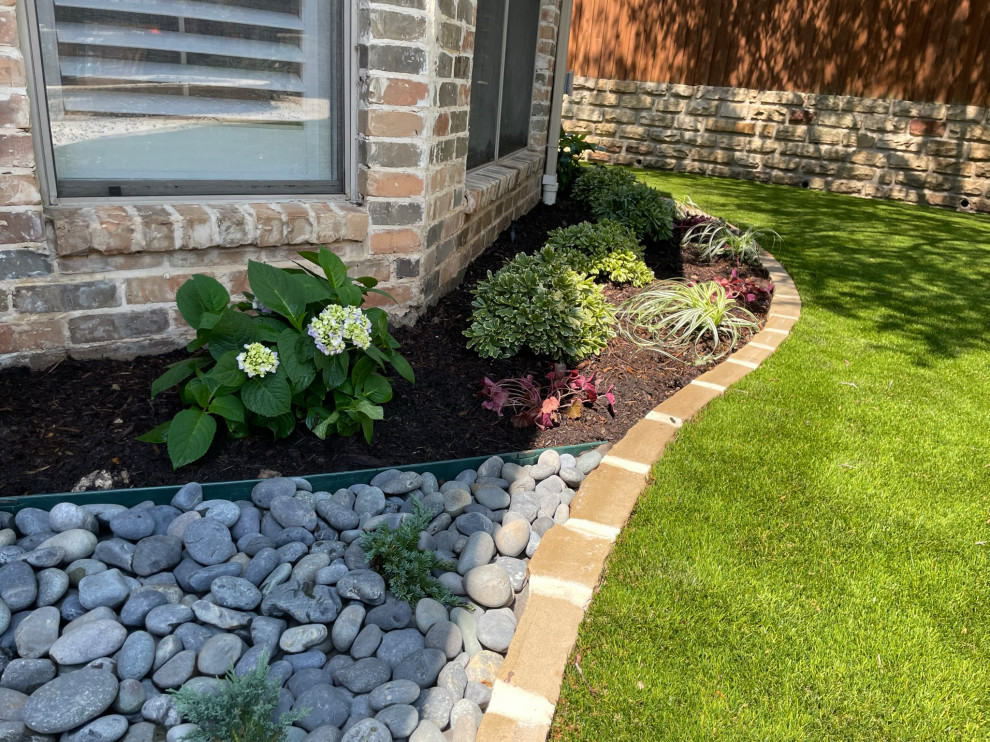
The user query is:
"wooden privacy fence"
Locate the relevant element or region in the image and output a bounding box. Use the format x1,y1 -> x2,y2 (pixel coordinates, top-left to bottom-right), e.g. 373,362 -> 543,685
568,0 -> 990,106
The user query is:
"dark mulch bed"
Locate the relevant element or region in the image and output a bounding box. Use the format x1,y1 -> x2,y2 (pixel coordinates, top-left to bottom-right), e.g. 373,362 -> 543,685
0,197 -> 771,497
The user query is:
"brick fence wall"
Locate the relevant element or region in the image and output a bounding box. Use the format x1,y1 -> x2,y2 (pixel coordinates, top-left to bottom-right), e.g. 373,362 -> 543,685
562,77 -> 990,214
0,0 -> 560,368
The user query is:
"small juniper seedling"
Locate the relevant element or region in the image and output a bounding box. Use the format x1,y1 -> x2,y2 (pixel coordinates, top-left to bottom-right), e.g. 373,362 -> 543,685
361,499 -> 467,608
169,653 -> 307,742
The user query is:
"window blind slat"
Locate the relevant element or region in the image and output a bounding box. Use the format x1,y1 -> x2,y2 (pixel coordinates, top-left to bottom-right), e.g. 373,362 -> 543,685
56,23 -> 305,63
54,0 -> 305,31
60,57 -> 305,93
61,89 -> 306,120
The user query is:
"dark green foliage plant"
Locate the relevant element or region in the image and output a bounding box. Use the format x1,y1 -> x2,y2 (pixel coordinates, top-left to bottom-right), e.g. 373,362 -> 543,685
544,220 -> 655,287
169,653 -> 305,742
557,128 -> 599,194
588,181 -> 675,245
138,247 -> 414,468
463,246 -> 617,363
571,165 -> 639,206
361,499 -> 466,608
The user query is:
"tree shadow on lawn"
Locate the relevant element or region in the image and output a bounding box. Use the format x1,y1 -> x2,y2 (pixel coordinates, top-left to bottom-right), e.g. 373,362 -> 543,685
637,170 -> 990,365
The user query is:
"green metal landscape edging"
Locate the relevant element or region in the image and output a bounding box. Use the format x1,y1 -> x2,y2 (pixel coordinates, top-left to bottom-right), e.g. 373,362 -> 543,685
0,442 -> 605,514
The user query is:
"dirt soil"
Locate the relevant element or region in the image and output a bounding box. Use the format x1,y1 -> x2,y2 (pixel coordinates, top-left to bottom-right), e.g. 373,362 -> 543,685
0,197 -> 772,497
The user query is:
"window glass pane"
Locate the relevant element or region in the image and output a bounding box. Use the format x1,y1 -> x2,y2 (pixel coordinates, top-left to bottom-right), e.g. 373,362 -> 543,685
35,0 -> 344,197
467,0 -> 505,170
498,0 -> 539,156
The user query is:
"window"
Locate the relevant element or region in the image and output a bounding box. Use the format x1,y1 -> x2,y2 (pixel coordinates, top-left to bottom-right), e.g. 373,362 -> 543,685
27,0 -> 347,199
467,0 -> 540,170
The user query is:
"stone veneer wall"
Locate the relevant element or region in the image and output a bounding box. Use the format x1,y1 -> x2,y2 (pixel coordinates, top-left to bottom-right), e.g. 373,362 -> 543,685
562,76 -> 990,214
0,0 -> 560,368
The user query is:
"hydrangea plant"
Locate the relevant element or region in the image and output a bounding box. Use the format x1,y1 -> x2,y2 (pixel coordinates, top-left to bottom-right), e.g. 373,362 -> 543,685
139,247 -> 414,468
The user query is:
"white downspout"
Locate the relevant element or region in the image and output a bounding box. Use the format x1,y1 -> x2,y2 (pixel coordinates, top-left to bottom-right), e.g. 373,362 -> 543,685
543,0 -> 574,205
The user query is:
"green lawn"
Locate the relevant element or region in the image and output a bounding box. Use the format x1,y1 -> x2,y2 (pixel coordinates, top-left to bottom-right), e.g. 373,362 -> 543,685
550,172 -> 990,740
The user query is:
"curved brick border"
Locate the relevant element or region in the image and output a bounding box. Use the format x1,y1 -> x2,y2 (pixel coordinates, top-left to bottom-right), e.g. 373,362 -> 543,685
476,252 -> 802,741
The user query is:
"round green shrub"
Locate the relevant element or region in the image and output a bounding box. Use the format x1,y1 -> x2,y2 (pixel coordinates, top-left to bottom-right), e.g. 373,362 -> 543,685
571,166 -> 639,206
545,220 -> 655,287
464,246 -> 616,363
589,181 -> 675,245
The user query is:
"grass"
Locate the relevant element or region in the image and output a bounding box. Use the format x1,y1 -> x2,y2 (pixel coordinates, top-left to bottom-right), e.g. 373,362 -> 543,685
550,171 -> 990,740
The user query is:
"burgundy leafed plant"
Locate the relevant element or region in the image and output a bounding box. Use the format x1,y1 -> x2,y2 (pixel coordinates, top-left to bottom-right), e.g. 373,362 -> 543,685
480,364 -> 615,430
710,269 -> 774,304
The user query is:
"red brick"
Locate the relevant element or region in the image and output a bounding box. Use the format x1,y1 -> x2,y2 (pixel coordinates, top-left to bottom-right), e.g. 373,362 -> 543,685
0,93 -> 29,129
0,209 -> 42,243
281,203 -> 314,244
367,171 -> 424,199
0,53 -> 24,86
0,133 -> 33,168
249,204 -> 286,247
382,79 -> 429,107
93,206 -> 138,254
364,110 -> 425,138
172,204 -> 215,249
125,274 -> 191,304
0,174 -> 39,206
140,206 -> 176,252
369,228 -> 421,254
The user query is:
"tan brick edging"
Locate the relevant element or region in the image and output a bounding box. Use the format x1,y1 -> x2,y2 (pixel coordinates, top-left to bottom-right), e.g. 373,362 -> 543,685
475,252 -> 801,741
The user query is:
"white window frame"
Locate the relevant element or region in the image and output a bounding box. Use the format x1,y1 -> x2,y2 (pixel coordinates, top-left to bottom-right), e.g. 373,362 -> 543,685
18,0 -> 358,206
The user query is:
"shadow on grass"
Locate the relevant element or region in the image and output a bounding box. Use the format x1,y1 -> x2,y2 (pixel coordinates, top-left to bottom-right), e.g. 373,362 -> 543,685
635,170 -> 990,364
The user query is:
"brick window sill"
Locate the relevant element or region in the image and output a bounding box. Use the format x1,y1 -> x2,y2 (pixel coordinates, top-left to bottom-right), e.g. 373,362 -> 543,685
464,149 -> 545,215
47,201 -> 369,258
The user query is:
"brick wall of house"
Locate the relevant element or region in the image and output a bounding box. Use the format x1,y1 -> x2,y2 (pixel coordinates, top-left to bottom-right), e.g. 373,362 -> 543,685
0,0 -> 561,368
562,77 -> 990,214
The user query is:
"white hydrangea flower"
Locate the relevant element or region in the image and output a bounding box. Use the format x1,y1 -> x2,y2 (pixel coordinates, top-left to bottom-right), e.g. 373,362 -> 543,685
236,343 -> 279,378
307,305 -> 373,356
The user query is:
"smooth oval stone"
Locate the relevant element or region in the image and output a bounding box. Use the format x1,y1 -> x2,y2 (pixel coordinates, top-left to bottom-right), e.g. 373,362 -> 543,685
442,490 -> 472,519
450,608 -> 482,657
231,506 -> 262,541
13,607 -> 60,660
375,703 -> 418,738
493,519 -> 530,558
49,618 -> 127,665
0,562 -> 37,611
166,511 -> 202,541
368,679 -> 420,712
141,694 -> 182,728
333,657 -> 391,694
293,685 -> 351,732
365,597 -> 412,631
341,717 -> 390,742
152,649 -> 196,690
456,531 -> 495,576
20,547 -> 64,569
187,563 -> 243,594
244,547 -> 280,586
118,631 -> 156,681
93,538 -> 136,572
375,628 -> 424,670
437,571 -> 465,597
276,539 -> 311,561
291,553 -> 331,586
423,621 -> 463,660
474,486 -> 510,511
210,575 -> 262,611
113,678 -> 147,715
153,635 -> 183,672
132,535 -> 183,577
315,560 -> 349,586
453,513 -> 494,537
145,604 -> 194,636
331,604 -> 366,653
284,650 -> 326,672
38,530 -> 97,562
260,563 -> 292,595
494,556 -> 527,592
191,601 -> 253,630
475,607 -> 517,653
120,590 -> 169,628
271,497 -> 318,531
34,568 -> 68,608
350,625 -> 383,659
1,659 -> 55,694
66,558 -> 107,586
171,482 -> 203,512
63,713 -> 129,742
559,466 -> 585,488
197,634 -> 245,676
465,649 -> 503,687
415,687 -> 454,729
286,668 -> 331,699
200,500 -> 241,527
393,648 -> 446,689
316,502 -> 360,532
463,565 -> 512,608
174,622 -> 217,652
181,519 -> 235,566
251,478 -> 296,509
250,616 -> 287,654
15,508 -> 52,535
280,624 -> 328,654
49,503 -> 97,535
21,669 -> 118,734
108,509 -> 156,541
336,570 -> 386,606
575,449 -> 603,474
79,568 -> 132,610
437,662 -> 467,700
414,598 -> 448,635
0,687 -> 28,722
